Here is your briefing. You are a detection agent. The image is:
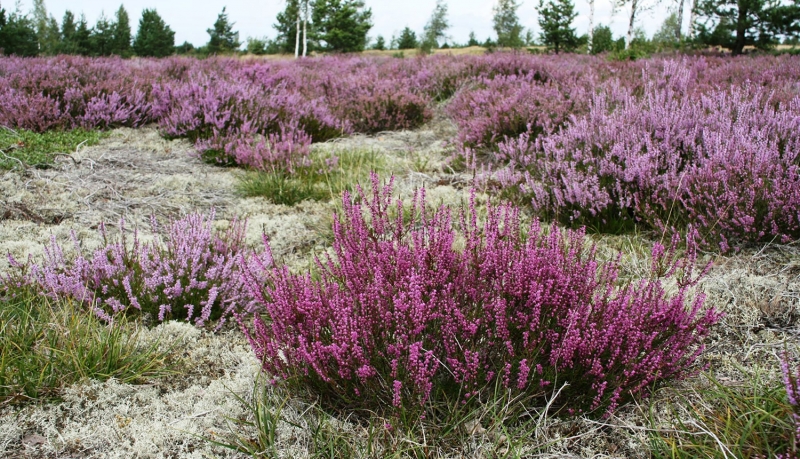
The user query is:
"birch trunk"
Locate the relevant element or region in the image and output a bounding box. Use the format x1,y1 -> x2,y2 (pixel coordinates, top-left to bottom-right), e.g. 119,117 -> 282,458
687,0 -> 696,39
302,0 -> 308,57
676,0 -> 685,40
294,11 -> 300,58
588,0 -> 595,53
626,0 -> 639,50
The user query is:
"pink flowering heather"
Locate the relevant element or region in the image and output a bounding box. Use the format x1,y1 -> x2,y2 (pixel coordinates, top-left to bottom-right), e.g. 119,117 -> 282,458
2,212 -> 271,328
240,173 -> 719,416
781,354 -> 800,459
490,60 -> 800,250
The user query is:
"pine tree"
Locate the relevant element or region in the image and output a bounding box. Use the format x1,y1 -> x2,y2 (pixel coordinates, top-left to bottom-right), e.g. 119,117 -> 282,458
111,5 -> 132,57
396,26 -> 417,49
493,0 -> 524,48
311,0 -> 372,53
74,14 -> 92,55
0,6 -> 39,56
467,30 -> 480,46
695,0 -> 800,54
59,10 -> 77,53
89,12 -> 114,56
132,8 -> 175,57
537,0 -> 578,53
207,7 -> 240,54
421,0 -> 449,51
372,35 -> 385,50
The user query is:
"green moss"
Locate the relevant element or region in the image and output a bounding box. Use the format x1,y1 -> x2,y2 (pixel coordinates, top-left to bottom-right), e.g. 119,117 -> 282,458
0,128 -> 104,169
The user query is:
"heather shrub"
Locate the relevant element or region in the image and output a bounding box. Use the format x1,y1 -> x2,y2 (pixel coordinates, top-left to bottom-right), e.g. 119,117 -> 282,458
493,62 -> 800,249
448,74 -> 583,152
3,212 -> 271,328
241,174 -> 718,417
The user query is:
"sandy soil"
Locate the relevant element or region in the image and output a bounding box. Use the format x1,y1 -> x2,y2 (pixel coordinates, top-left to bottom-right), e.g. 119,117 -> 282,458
0,113 -> 798,458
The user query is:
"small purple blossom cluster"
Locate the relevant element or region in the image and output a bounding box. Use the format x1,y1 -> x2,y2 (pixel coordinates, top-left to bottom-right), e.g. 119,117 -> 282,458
2,212 -> 271,328
240,173 -> 719,416
781,354 -> 800,459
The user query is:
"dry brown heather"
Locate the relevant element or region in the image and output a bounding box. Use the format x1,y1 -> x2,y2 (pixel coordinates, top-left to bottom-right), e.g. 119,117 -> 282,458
1,112 -> 798,458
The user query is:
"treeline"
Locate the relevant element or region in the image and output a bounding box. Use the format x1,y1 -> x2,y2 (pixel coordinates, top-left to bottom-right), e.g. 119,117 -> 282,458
0,1 -> 237,58
1,0 -> 798,58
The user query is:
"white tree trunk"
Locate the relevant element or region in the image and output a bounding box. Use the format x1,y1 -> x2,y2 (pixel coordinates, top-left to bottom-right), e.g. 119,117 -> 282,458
588,0 -> 595,53
295,11 -> 300,58
302,0 -> 308,57
687,0 -> 697,39
676,0 -> 685,40
626,0 -> 638,50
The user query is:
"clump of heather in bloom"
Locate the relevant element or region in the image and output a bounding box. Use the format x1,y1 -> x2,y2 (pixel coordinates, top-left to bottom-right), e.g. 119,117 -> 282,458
492,61 -> 800,250
240,173 -> 719,417
781,354 -> 800,459
2,212 -> 271,328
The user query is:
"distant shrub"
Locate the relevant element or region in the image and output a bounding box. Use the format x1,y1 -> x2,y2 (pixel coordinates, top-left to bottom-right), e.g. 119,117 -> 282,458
494,62 -> 800,249
2,212 -> 271,328
241,174 -> 719,417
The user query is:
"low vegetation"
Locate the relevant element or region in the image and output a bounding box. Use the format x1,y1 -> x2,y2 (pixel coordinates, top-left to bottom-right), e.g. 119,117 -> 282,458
0,289 -> 174,404
0,127 -> 102,169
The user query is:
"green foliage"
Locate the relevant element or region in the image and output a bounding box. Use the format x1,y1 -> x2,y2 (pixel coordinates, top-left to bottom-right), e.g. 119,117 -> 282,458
311,0 -> 372,53
236,148 -> 384,206
133,8 -> 175,57
421,0 -> 449,52
396,26 -> 417,49
31,0 -> 59,55
0,7 -> 39,57
649,370 -> 795,458
0,289 -> 175,404
493,0 -> 525,48
467,30 -> 480,46
245,36 -> 270,55
89,13 -> 114,56
590,24 -> 617,54
537,0 -> 579,53
695,0 -> 800,55
111,5 -> 132,57
371,34 -> 385,50
206,6 -> 241,54
0,128 -> 103,170
175,40 -> 195,54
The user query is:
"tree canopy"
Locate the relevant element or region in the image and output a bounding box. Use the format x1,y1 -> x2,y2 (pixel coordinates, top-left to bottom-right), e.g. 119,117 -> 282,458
421,0 -> 449,51
396,26 -> 418,49
0,6 -> 39,56
311,0 -> 372,53
207,6 -> 240,54
537,0 -> 579,53
132,8 -> 175,57
695,0 -> 800,54
493,0 -> 525,48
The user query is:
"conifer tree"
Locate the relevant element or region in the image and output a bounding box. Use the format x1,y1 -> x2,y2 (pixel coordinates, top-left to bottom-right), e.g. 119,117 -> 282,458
111,5 -> 132,57
537,0 -> 578,53
207,6 -> 240,54
132,8 -> 174,57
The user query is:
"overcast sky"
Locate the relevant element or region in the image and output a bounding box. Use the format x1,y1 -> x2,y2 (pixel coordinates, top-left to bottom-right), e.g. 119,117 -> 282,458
16,0 -> 688,48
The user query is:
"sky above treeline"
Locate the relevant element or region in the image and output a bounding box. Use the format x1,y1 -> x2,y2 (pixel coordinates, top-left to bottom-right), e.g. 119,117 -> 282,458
17,0 -> 689,48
